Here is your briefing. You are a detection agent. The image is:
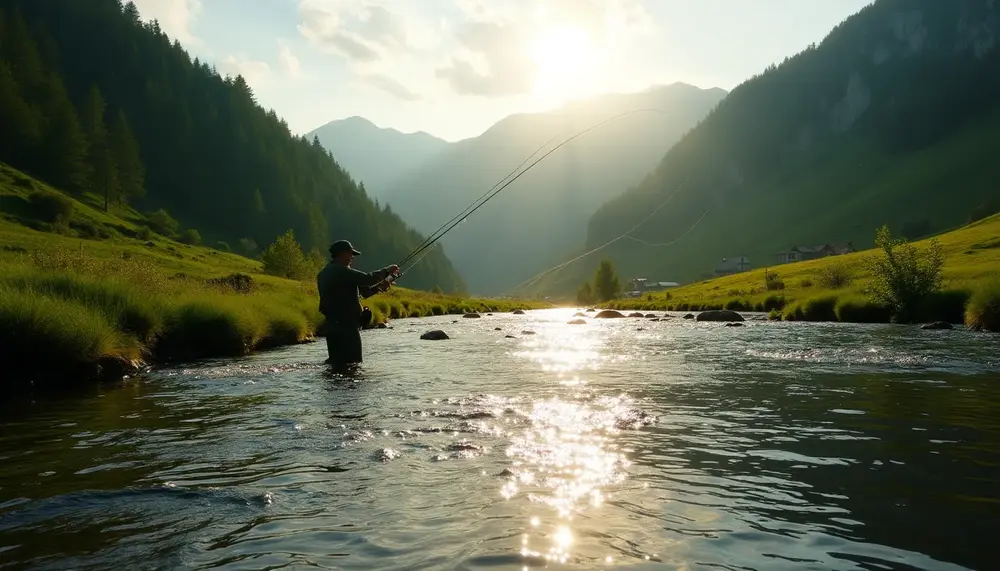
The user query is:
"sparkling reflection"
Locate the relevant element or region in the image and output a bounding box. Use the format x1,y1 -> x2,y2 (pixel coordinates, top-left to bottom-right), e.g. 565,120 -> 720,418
502,319 -> 642,565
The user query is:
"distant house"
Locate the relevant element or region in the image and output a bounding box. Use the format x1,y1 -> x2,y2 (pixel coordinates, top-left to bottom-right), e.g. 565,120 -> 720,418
714,256 -> 751,276
624,277 -> 681,297
775,243 -> 855,264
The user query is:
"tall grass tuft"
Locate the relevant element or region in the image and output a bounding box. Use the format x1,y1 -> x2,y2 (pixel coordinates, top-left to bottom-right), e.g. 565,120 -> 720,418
834,295 -> 892,323
965,278 -> 1000,332
0,287 -> 142,384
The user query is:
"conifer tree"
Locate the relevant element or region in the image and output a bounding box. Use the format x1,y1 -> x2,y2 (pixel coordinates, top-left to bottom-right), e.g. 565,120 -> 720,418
81,85 -> 118,210
39,73 -> 90,193
110,109 -> 145,205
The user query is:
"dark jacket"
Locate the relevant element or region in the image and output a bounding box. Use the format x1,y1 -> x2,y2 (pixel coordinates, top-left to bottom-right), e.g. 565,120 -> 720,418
316,262 -> 392,326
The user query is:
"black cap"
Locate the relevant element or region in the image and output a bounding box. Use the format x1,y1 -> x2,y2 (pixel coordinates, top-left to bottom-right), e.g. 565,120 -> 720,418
329,239 -> 361,256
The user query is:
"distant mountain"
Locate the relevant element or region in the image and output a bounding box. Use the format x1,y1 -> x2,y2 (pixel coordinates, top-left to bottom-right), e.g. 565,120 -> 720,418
306,116 -> 451,197
377,83 -> 728,295
526,0 -> 1000,298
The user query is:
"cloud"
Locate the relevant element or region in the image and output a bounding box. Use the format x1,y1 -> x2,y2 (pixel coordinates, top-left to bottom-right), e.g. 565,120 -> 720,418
278,45 -> 302,78
435,21 -> 535,96
129,0 -> 203,45
297,0 -> 414,63
362,73 -> 422,101
219,55 -> 271,85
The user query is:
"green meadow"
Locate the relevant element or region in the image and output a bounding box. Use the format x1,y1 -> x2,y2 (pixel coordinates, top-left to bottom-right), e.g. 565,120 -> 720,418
0,163 -> 545,388
604,212 -> 1000,329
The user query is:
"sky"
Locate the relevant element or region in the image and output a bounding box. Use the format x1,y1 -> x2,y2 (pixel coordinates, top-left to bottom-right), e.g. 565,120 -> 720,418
130,0 -> 874,142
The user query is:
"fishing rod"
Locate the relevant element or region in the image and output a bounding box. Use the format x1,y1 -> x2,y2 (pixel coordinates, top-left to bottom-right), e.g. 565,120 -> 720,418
383,107 -> 675,285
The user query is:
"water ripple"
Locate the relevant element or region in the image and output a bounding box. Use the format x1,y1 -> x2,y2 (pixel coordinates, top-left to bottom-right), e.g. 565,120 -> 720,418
1,308 -> 997,570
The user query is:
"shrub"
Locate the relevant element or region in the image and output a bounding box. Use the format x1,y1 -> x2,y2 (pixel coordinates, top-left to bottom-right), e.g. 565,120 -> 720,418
180,228 -> 201,245
965,278 -> 1000,332
834,295 -> 892,323
800,278 -> 814,288
28,190 -> 74,226
818,263 -> 853,289
261,230 -> 311,280
764,270 -> 785,291
146,209 -> 180,237
864,224 -> 944,323
916,289 -> 971,323
215,241 -> 231,252
783,294 -> 838,322
136,225 -> 153,241
762,294 -> 786,311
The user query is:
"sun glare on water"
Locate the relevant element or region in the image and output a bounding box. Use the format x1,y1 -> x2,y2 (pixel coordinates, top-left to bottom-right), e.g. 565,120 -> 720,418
530,24 -> 596,105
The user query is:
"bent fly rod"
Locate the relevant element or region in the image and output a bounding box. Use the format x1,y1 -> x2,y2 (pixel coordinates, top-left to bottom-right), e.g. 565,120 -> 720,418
381,107 -> 675,285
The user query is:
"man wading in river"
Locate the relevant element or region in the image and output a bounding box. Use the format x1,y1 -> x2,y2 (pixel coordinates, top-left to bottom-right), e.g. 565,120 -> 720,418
317,240 -> 399,367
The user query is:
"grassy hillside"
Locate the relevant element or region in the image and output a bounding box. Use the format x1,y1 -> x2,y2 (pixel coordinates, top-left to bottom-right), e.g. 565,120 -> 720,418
0,1 -> 465,292
0,164 -> 545,389
377,83 -> 727,296
600,212 -> 1000,327
532,0 -> 1000,297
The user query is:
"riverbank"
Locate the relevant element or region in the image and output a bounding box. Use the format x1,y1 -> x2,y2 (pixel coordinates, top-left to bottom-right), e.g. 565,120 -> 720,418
0,166 -> 546,389
604,213 -> 1000,330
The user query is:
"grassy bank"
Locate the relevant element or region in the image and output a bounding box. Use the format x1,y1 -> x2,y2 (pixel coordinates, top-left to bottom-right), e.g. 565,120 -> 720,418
604,213 -> 1000,329
0,164 -> 544,388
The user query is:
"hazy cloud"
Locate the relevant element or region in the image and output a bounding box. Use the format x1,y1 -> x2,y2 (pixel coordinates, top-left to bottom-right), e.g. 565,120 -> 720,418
297,0 -> 413,62
130,0 -> 203,45
363,73 -> 422,101
435,21 -> 535,96
278,45 -> 302,78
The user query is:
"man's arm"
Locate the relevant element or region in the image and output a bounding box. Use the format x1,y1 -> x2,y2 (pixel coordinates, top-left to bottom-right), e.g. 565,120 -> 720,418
344,264 -> 398,287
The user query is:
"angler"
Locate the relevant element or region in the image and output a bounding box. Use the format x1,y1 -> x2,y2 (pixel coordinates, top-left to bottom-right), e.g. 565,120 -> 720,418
316,239 -> 399,368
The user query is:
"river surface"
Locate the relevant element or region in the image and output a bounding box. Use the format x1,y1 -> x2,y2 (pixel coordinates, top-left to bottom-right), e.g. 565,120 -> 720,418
1,308 -> 999,571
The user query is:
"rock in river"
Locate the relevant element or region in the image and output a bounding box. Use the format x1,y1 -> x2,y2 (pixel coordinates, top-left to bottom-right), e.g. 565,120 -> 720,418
463,313 -> 481,318
921,321 -> 953,330
595,310 -> 625,319
695,310 -> 745,322
420,330 -> 449,340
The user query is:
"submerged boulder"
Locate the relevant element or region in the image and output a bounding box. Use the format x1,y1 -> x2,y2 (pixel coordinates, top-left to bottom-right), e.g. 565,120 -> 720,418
567,319 -> 587,325
594,310 -> 625,319
512,310 -> 526,315
628,312 -> 645,318
921,321 -> 954,330
696,310 -> 745,322
420,330 -> 449,340
683,313 -> 695,319
463,313 -> 481,318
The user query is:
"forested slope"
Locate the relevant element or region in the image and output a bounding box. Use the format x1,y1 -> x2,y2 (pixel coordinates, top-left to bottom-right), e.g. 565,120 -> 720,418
530,0 -> 1000,297
0,0 -> 465,292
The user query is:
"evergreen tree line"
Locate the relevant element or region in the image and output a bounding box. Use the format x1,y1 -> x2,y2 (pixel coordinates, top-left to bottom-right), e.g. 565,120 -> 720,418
0,0 -> 465,293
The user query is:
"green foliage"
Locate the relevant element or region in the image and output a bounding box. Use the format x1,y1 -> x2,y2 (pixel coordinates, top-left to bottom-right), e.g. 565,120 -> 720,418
834,295 -> 892,323
764,269 -> 785,291
135,225 -> 152,241
261,229 -> 311,280
576,281 -> 595,305
0,2 -> 464,293
964,278 -> 1000,332
863,224 -> 944,322
146,208 -> 178,237
592,258 -> 621,302
27,189 -> 73,226
818,263 -> 853,289
215,241 -> 230,252
180,228 -> 201,245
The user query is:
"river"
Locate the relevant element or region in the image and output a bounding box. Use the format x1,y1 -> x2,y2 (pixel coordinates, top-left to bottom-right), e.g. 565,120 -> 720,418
1,308 -> 998,570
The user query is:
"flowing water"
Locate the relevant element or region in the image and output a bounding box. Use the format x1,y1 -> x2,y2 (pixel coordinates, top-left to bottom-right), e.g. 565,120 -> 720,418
1,308 -> 999,571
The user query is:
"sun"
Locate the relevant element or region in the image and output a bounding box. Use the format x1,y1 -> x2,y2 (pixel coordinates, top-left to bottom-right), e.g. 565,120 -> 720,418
529,24 -> 596,104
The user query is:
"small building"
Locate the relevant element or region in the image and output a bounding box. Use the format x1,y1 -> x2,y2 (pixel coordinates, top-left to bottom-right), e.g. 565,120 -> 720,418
624,277 -> 681,297
714,256 -> 751,276
775,243 -> 855,264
